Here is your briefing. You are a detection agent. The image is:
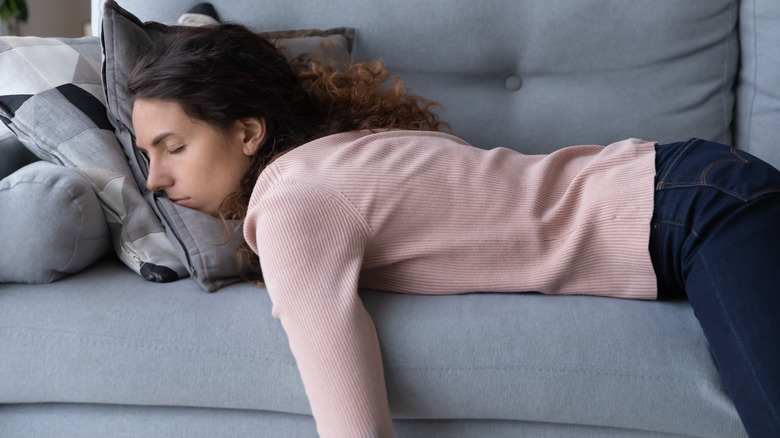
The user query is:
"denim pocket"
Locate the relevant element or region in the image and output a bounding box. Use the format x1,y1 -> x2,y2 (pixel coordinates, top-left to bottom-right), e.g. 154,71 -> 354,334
655,138 -> 780,202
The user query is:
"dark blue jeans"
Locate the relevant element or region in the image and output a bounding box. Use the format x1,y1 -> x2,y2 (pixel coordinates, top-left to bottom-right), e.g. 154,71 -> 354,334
650,139 -> 780,437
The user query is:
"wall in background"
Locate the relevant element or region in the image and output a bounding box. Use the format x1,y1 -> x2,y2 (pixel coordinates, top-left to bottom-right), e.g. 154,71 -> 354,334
19,0 -> 91,38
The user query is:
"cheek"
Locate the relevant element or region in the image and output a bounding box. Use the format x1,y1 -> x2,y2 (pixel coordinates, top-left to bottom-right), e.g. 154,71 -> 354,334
224,146 -> 253,180
210,155 -> 248,193
191,136 -> 250,195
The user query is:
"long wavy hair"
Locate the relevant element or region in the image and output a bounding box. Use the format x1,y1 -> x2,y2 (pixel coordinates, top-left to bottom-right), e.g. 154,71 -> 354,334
128,24 -> 447,271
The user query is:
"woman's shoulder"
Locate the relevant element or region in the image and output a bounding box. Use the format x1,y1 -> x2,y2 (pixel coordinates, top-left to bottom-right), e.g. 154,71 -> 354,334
262,129 -> 468,177
248,128 -> 472,215
296,129 -> 469,153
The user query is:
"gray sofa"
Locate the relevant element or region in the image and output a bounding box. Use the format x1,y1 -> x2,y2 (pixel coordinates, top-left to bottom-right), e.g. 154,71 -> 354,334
2,0 -> 779,436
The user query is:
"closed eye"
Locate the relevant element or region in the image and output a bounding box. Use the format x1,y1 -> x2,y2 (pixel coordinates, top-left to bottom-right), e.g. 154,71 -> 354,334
167,145 -> 185,155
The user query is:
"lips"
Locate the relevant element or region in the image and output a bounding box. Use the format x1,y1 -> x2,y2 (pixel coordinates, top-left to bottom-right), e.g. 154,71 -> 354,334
169,197 -> 190,207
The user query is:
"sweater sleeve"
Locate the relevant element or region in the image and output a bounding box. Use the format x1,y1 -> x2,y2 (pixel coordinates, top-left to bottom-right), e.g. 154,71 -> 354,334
244,180 -> 393,438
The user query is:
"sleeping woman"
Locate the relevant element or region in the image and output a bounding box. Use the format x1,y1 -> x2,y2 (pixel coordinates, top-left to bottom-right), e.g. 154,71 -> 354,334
128,24 -> 780,438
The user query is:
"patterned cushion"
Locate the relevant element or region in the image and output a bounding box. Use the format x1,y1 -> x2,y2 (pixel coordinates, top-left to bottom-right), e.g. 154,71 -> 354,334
0,35 -> 188,282
0,37 -> 112,167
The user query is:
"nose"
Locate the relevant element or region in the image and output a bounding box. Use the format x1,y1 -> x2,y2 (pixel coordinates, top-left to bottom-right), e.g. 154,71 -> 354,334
145,158 -> 173,192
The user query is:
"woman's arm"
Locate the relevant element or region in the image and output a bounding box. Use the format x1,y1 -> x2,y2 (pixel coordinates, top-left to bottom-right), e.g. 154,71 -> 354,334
246,181 -> 392,438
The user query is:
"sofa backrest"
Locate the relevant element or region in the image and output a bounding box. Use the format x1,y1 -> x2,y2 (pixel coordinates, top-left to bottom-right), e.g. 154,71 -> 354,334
92,0 -> 780,168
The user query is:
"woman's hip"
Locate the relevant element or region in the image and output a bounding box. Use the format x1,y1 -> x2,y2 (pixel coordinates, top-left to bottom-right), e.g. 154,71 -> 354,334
649,138 -> 780,296
654,138 -> 780,201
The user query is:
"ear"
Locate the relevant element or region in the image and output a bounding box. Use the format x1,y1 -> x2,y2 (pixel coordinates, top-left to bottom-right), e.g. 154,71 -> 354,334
234,117 -> 265,156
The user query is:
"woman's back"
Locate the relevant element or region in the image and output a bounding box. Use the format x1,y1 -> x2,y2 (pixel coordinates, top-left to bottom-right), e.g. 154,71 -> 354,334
245,129 -> 658,297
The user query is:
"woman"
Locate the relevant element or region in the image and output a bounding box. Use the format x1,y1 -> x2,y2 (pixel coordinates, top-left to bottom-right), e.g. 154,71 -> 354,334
129,24 -> 780,438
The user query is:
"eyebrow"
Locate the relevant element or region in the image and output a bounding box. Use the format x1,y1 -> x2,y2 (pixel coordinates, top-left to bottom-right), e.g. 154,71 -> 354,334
151,132 -> 175,147
138,132 -> 175,152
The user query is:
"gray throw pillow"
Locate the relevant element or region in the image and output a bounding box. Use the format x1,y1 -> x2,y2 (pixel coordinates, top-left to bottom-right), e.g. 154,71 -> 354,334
101,0 -> 354,291
0,162 -> 112,283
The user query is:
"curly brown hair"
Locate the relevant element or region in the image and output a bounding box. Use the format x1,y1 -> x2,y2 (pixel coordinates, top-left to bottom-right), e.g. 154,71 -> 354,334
128,24 -> 447,274
129,24 -> 446,218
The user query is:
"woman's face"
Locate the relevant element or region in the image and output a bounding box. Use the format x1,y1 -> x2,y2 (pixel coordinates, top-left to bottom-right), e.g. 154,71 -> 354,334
132,99 -> 261,216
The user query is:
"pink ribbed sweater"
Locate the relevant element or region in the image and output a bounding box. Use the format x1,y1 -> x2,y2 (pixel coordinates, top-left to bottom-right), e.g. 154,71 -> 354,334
243,130 -> 658,437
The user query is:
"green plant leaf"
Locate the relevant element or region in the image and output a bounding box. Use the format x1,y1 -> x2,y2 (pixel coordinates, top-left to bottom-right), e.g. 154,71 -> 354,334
0,0 -> 27,23
0,5 -> 10,23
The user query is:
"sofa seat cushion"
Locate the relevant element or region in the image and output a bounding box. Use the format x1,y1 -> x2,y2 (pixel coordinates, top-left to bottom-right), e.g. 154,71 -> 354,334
0,258 -> 746,437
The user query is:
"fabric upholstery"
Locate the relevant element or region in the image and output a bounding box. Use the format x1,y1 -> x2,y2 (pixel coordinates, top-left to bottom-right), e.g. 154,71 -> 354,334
93,0 -> 739,155
0,133 -> 37,180
0,403 -> 736,438
736,0 -> 780,168
0,36 -> 123,171
0,258 -> 746,437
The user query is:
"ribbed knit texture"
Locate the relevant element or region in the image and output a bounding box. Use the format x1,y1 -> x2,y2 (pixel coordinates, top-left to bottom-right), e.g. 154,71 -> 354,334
244,130 -> 658,437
